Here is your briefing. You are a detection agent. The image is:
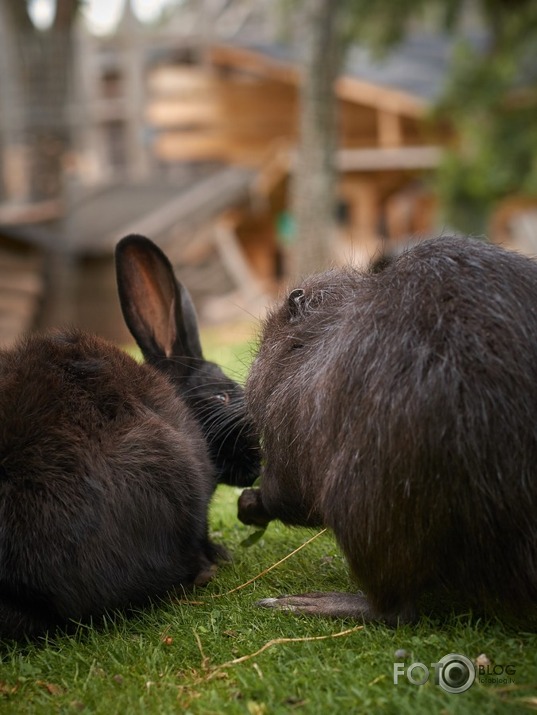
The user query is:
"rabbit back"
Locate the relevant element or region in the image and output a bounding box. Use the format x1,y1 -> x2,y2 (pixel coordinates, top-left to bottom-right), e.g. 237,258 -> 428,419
0,329 -> 214,638
246,236 -> 537,620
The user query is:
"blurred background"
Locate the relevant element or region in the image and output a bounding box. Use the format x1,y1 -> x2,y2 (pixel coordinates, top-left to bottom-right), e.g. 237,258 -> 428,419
0,0 -> 536,349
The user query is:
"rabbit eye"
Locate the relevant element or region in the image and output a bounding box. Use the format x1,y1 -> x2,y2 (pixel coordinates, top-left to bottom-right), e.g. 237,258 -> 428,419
214,392 -> 230,404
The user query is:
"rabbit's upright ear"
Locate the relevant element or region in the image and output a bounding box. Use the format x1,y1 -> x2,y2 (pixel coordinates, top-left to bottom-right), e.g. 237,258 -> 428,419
115,235 -> 203,371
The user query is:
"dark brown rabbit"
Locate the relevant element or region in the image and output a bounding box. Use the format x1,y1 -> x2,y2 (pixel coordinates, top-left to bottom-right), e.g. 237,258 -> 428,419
0,234 -> 259,640
238,235 -> 537,624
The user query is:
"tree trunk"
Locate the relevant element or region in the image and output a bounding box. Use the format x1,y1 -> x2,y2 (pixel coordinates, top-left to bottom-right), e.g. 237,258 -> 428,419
290,0 -> 345,279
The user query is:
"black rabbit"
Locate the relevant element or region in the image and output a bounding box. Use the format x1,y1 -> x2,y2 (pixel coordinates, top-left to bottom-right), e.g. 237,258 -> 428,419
0,234 -> 259,640
238,236 -> 537,624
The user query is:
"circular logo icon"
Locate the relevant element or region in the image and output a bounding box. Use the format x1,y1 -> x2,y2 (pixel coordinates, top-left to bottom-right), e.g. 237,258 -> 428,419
437,653 -> 476,694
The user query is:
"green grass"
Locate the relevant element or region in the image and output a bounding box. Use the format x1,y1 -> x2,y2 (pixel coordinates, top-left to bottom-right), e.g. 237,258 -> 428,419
1,324 -> 536,714
199,321 -> 259,384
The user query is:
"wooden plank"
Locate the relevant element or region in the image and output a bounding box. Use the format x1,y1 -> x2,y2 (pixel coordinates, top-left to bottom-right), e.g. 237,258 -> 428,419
154,132 -> 282,165
336,76 -> 427,118
147,66 -> 215,95
209,44 -> 299,86
154,132 -> 229,161
0,199 -> 63,223
148,75 -> 296,127
146,100 -> 221,126
337,145 -> 442,171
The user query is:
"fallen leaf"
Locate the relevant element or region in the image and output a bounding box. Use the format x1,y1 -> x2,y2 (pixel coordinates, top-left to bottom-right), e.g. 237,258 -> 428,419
475,653 -> 491,668
37,681 -> 63,696
0,682 -> 18,696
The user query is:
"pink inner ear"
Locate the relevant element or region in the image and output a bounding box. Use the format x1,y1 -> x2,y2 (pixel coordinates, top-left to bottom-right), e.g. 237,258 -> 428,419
165,296 -> 177,358
125,248 -> 177,357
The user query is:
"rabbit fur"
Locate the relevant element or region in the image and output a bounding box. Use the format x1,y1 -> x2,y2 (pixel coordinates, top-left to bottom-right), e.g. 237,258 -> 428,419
238,236 -> 537,624
0,234 -> 259,640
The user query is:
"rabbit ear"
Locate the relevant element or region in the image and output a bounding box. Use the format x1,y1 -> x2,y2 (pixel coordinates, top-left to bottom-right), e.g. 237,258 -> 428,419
288,288 -> 307,321
115,235 -> 203,368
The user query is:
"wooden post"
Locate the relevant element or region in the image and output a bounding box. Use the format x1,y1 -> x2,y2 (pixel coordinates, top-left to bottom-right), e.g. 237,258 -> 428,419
348,179 -> 381,245
377,110 -> 402,148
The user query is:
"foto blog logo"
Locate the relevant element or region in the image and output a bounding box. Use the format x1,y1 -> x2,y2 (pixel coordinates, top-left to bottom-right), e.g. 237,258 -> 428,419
393,653 -> 476,694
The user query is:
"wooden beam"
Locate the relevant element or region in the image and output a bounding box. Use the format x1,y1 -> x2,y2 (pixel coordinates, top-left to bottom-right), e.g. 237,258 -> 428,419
147,66 -> 214,95
213,221 -> 261,300
0,199 -> 63,224
146,100 -> 221,126
337,145 -> 442,172
154,133 -> 229,162
336,76 -> 427,119
154,132 -> 291,165
209,44 -> 299,86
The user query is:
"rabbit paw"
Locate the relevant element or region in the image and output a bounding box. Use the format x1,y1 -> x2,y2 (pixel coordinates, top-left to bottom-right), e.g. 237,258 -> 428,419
256,591 -> 374,619
193,563 -> 218,587
257,592 -> 417,624
238,489 -> 271,527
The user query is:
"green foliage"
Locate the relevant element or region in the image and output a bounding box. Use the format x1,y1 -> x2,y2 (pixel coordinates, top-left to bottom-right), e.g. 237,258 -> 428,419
286,0 -> 537,234
344,0 -> 537,233
436,103 -> 537,233
422,3 -> 537,233
200,322 -> 259,385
